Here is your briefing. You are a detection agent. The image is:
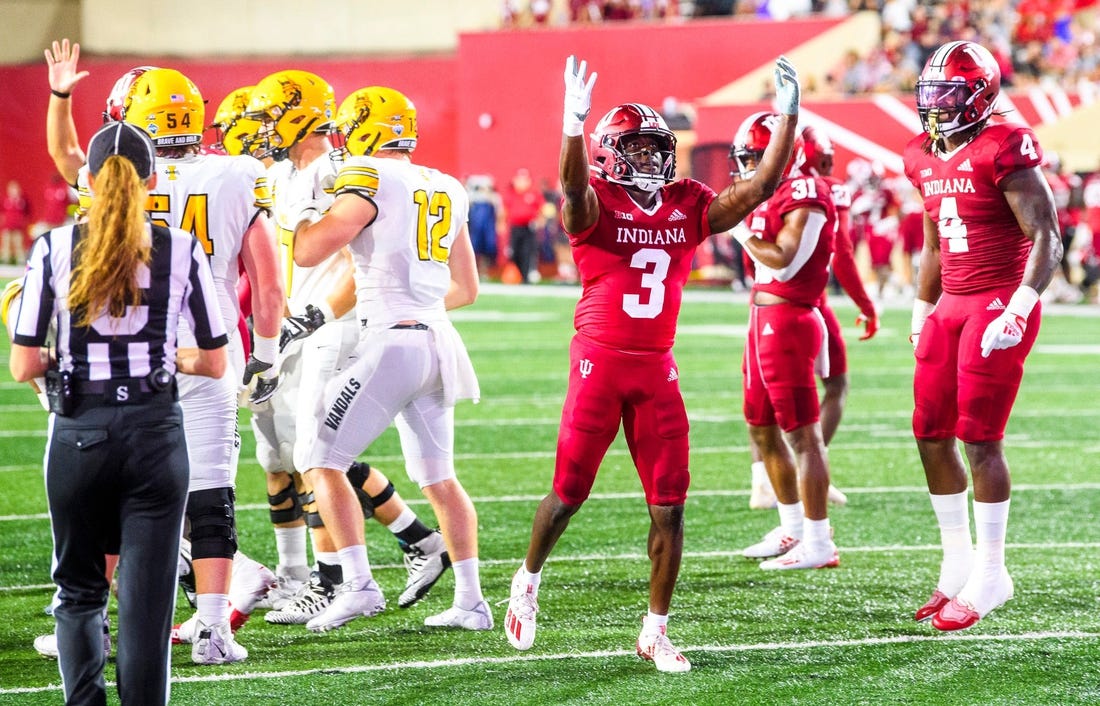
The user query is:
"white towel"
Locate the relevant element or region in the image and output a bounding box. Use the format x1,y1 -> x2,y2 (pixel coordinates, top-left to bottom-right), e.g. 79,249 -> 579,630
431,320 -> 480,407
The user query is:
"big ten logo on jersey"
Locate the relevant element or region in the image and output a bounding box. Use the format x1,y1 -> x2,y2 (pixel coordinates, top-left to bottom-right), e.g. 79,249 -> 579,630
413,189 -> 454,263
146,193 -> 213,256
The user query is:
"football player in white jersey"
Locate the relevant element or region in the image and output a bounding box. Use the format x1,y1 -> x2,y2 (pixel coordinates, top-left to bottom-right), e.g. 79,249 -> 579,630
41,50 -> 283,664
292,86 -> 489,632
243,72 -> 451,624
118,68 -> 285,664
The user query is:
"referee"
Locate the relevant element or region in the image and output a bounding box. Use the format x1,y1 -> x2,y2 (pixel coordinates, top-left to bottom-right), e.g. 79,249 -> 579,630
8,122 -> 228,706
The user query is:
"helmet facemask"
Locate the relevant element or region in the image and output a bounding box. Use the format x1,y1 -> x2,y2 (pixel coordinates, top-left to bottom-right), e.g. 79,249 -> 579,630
590,104 -> 677,192
917,79 -> 989,140
916,41 -> 1001,144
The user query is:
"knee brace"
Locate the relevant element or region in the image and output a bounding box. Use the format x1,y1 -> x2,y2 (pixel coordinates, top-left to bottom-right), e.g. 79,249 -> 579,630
346,461 -> 372,487
186,487 -> 238,560
299,487 -> 325,528
267,472 -> 303,525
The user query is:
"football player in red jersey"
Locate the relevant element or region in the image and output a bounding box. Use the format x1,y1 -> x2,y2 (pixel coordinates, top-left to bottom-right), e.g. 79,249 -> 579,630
503,54 -> 801,672
731,113 -> 840,572
904,40 -> 1062,631
745,124 -> 877,512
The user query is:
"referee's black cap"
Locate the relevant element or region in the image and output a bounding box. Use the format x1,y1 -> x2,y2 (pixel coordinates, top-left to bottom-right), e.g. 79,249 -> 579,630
87,122 -> 156,179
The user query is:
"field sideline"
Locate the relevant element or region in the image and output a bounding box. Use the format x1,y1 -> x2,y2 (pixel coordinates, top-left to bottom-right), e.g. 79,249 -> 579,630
0,283 -> 1098,705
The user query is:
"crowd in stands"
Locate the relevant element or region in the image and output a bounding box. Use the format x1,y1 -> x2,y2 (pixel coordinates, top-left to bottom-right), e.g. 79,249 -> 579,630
502,1 -> 1100,92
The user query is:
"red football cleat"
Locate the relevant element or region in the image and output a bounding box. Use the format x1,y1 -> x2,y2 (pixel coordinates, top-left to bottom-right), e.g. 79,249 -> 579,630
931,597 -> 980,631
229,608 -> 250,633
914,589 -> 950,622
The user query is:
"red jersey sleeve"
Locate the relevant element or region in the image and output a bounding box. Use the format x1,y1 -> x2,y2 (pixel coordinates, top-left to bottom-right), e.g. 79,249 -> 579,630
992,125 -> 1044,187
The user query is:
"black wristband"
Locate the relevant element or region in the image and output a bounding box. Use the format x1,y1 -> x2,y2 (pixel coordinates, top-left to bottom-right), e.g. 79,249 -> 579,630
50,89 -> 71,99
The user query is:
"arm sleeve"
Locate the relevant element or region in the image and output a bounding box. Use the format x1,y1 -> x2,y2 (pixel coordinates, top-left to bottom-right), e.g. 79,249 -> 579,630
830,206 -> 876,317
11,235 -> 56,347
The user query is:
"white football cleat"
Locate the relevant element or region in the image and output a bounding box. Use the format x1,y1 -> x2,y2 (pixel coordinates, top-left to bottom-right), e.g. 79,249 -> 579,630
759,541 -> 839,570
34,615 -> 110,659
424,600 -> 493,630
228,553 -> 277,617
171,613 -> 198,644
749,481 -> 778,510
503,570 -> 539,651
636,625 -> 691,673
306,579 -> 386,633
827,484 -> 849,506
399,531 -> 451,609
742,526 -> 800,559
265,570 -> 335,625
192,619 -> 247,665
254,566 -> 309,611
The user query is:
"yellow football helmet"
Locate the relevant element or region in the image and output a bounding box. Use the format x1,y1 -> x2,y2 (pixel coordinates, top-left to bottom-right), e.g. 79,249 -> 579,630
210,86 -> 260,156
1,278 -> 23,330
124,68 -> 205,147
335,86 -> 417,157
245,70 -> 335,160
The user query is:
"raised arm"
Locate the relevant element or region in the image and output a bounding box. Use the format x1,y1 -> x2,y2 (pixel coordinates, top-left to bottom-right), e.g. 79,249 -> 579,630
559,55 -> 600,235
45,39 -> 90,185
708,57 -> 800,234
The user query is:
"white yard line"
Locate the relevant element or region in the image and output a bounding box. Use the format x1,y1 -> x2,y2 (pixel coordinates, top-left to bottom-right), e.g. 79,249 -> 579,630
2,630 -> 1095,695
3,483 -> 1100,523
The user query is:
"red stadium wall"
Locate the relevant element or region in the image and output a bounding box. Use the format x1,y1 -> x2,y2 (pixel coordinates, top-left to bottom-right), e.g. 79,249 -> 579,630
0,17 -> 843,227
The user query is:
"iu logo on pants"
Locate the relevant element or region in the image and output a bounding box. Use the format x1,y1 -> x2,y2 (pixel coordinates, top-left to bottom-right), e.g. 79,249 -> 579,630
579,359 -> 593,379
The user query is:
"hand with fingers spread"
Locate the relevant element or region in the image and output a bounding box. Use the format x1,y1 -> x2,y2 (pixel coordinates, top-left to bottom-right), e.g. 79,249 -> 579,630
45,39 -> 90,97
773,55 -> 800,116
563,55 -> 598,137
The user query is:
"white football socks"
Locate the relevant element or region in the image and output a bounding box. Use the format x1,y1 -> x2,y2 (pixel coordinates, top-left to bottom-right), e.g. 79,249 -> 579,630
929,490 -> 974,596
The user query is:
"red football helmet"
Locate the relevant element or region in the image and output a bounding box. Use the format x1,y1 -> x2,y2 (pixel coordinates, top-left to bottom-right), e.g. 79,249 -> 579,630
103,66 -> 158,123
590,104 -> 676,192
916,40 -> 1000,140
800,124 -> 834,178
729,111 -> 803,180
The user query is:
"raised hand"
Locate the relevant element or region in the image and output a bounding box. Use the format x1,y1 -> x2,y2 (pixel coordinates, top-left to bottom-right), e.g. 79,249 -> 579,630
45,39 -> 90,95
563,55 -> 597,137
773,55 -> 800,116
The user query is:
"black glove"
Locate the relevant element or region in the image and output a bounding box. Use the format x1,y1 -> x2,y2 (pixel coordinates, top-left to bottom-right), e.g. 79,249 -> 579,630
242,355 -> 273,386
249,373 -> 280,405
279,304 -> 327,353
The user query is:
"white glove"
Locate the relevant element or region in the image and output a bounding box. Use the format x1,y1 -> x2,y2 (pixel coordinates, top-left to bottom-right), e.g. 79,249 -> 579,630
773,55 -> 800,116
911,298 -> 936,349
563,55 -> 597,137
980,286 -> 1039,358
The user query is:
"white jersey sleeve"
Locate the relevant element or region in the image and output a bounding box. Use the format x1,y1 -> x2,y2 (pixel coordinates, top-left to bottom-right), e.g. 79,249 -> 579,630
150,153 -> 270,345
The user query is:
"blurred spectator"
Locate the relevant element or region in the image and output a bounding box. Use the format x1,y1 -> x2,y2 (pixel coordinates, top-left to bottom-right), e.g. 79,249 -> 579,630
466,174 -> 504,280
1,180 -> 31,264
35,173 -> 76,236
660,96 -> 695,129
501,168 -> 546,283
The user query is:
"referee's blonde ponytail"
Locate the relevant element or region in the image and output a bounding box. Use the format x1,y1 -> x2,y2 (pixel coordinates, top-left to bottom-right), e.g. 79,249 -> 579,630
69,155 -> 151,328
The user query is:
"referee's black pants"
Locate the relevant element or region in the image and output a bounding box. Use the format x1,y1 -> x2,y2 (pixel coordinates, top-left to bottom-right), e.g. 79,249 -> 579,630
46,397 -> 189,706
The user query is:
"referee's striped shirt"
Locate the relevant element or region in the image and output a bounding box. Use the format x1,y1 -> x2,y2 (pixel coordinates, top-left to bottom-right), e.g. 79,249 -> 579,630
12,222 -> 228,381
